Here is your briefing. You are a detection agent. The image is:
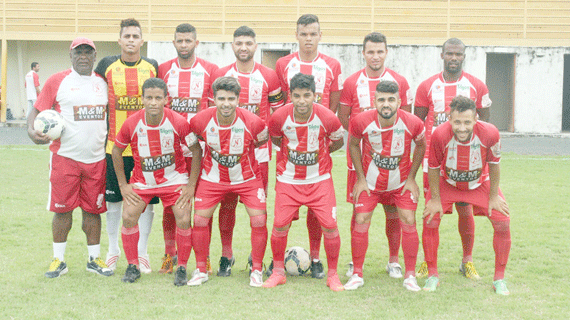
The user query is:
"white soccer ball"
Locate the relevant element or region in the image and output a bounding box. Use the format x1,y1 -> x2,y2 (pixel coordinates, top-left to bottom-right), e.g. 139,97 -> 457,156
34,110 -> 65,140
284,246 -> 311,276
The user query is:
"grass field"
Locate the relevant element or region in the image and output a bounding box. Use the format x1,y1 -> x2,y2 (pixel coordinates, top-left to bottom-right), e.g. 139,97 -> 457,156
1,145 -> 569,319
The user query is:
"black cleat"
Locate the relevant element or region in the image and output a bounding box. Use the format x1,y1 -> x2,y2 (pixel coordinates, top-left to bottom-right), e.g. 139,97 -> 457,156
122,264 -> 141,283
174,266 -> 187,286
264,258 -> 274,277
310,260 -> 325,279
217,256 -> 235,277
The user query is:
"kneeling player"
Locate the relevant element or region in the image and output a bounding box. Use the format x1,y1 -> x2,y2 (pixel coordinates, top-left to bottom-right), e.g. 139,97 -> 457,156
113,78 -> 201,285
422,96 -> 511,295
263,73 -> 345,292
345,81 -> 426,291
187,77 -> 268,287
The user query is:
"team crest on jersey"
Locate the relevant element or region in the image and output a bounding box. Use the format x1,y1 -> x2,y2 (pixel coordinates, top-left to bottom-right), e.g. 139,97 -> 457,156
470,152 -> 481,167
371,151 -> 401,170
93,82 -> 103,95
141,153 -> 175,171
230,137 -> 243,149
191,81 -> 204,96
138,127 -> 147,137
162,137 -> 174,150
211,149 -> 241,168
393,137 -> 404,154
446,168 -> 481,182
73,105 -> 106,121
287,148 -> 318,166
308,132 -> 319,149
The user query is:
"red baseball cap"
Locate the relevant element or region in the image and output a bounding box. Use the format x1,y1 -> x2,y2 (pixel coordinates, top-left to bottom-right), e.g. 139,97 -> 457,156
70,37 -> 96,51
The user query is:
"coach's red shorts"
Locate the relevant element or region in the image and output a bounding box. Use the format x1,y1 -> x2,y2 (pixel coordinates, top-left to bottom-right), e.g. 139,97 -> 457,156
274,178 -> 338,229
354,185 -> 418,214
194,179 -> 266,211
48,153 -> 106,214
134,184 -> 186,208
426,178 -> 509,222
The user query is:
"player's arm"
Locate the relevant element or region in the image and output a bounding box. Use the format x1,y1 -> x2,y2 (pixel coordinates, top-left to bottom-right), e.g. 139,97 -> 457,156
423,166 -> 443,224
414,105 -> 428,121
402,134 -> 426,200
26,108 -> 50,144
349,135 -> 370,202
112,144 -> 142,206
337,103 -> 350,130
477,108 -> 490,122
175,140 -> 202,208
329,91 -> 341,114
35,86 -> 40,95
329,137 -> 344,153
487,162 -> 509,217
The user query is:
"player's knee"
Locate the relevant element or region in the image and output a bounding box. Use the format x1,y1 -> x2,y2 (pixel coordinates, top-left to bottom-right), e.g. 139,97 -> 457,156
322,228 -> 339,239
491,220 -> 510,232
194,214 -> 210,228
400,215 -> 416,226
272,226 -> 289,237
423,216 -> 441,229
250,214 -> 267,228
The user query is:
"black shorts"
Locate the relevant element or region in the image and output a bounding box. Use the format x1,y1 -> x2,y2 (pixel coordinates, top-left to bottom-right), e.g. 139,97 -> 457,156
105,153 -> 159,204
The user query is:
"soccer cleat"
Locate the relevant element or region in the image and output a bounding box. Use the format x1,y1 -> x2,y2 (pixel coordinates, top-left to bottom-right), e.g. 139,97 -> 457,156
386,262 -> 403,279
86,257 -> 114,276
217,256 -> 235,277
416,261 -> 428,278
460,262 -> 481,280
262,273 -> 287,288
326,273 -> 344,292
264,258 -> 274,277
138,255 -> 152,274
493,279 -> 510,295
159,254 -> 176,274
403,275 -> 421,292
173,266 -> 188,286
423,276 -> 440,292
105,252 -> 120,271
310,260 -> 325,279
122,264 -> 141,283
45,258 -> 68,278
345,261 -> 354,277
206,256 -> 213,275
344,274 -> 364,290
187,269 -> 209,286
250,270 -> 263,287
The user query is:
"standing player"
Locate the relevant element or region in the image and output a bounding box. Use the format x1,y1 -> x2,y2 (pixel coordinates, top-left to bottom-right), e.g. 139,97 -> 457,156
263,73 -> 345,292
338,32 -> 413,279
274,14 -> 343,277
422,96 -> 510,295
208,26 -> 283,276
95,18 -> 159,273
113,78 -> 201,285
24,62 -> 41,117
27,37 -> 112,278
158,23 -> 218,274
344,81 -> 425,291
415,38 -> 492,280
187,77 -> 268,287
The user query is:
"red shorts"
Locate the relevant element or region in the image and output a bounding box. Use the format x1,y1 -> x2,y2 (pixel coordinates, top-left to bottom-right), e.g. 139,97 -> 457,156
274,178 -> 337,229
354,185 -> 418,214
134,185 -> 185,208
48,153 -> 106,214
194,179 -> 266,211
346,169 -> 357,204
426,178 -> 509,222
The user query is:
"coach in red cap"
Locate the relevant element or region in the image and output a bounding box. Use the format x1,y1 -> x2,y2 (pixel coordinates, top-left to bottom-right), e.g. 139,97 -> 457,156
27,36 -> 113,279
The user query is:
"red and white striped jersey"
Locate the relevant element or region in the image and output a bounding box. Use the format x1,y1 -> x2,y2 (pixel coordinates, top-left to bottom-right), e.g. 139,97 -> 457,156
428,120 -> 501,190
35,68 -> 108,164
350,109 -> 425,192
190,107 -> 266,185
209,62 -> 283,163
158,57 -> 218,122
275,52 -> 342,109
269,103 -> 344,184
415,71 -> 491,171
115,108 -> 194,189
340,67 -> 412,170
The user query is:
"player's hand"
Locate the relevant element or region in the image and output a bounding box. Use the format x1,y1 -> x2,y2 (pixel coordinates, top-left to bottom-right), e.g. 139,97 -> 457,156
175,184 -> 195,209
28,129 -> 51,145
120,184 -> 142,206
488,195 -> 509,217
423,199 -> 443,224
402,177 -> 420,203
352,178 -> 370,204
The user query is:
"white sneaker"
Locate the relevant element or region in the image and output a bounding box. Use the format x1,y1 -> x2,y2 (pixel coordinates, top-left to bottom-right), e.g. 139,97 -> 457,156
250,270 -> 263,287
403,275 -> 421,292
345,261 -> 354,277
386,262 -> 403,279
344,274 -> 364,290
138,255 -> 152,274
105,252 -> 120,271
187,269 -> 209,286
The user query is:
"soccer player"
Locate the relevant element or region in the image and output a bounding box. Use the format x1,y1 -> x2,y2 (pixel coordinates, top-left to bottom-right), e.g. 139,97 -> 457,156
208,26 -> 283,276
274,14 -> 343,278
158,23 -> 218,274
95,18 -> 160,273
27,37 -> 112,278
415,38 -> 492,280
422,96 -> 511,295
344,81 -> 425,291
187,77 -> 268,288
338,32 -> 413,279
263,73 -> 345,292
113,78 -> 201,285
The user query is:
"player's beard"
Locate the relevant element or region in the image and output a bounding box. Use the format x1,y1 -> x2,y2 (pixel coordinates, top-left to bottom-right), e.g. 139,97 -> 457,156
178,48 -> 195,60
379,107 -> 396,120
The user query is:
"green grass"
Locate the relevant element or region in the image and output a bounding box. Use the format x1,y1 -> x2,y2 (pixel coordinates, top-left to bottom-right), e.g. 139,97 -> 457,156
1,145 -> 569,319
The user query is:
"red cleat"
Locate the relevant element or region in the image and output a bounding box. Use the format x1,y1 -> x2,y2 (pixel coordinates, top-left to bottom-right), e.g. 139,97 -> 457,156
326,273 -> 344,292
262,273 -> 287,288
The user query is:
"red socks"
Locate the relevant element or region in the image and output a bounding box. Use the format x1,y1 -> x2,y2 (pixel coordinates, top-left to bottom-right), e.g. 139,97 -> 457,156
457,204 -> 475,262
351,222 -> 370,277
306,209 -> 322,260
492,220 -> 511,280
162,206 -> 177,257
121,225 -> 139,265
270,227 -> 289,274
176,226 -> 192,268
323,228 -> 341,276
219,193 -> 238,258
422,216 -> 441,277
250,215 -> 268,272
192,215 -> 211,273
401,222 -> 419,278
